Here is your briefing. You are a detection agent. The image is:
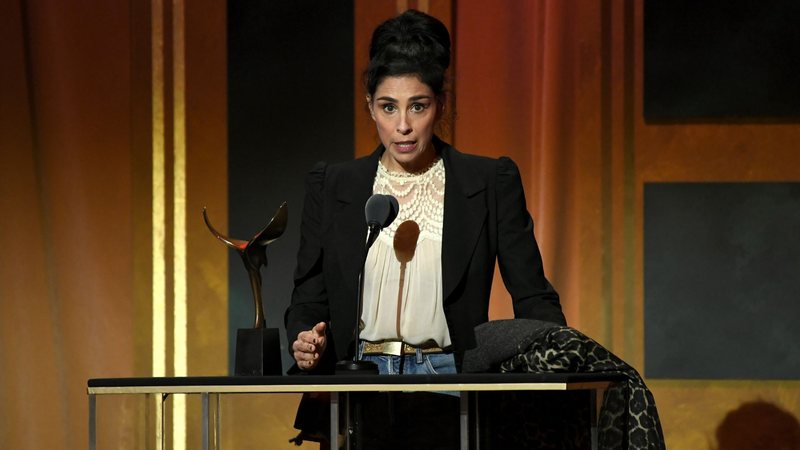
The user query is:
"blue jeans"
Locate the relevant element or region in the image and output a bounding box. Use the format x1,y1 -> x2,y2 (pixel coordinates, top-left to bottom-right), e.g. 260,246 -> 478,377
360,347 -> 457,375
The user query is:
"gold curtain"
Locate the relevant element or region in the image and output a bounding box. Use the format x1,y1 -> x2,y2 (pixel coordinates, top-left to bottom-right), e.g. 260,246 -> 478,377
1,0 -> 138,447
453,0 -> 628,353
0,0 -> 228,448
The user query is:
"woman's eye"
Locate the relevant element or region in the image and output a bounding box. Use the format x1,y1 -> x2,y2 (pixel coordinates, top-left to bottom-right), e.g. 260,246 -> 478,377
410,103 -> 427,113
382,104 -> 397,113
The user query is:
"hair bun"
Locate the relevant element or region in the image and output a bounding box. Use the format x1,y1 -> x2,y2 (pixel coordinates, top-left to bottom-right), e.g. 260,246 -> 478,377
365,10 -> 452,96
369,10 -> 451,71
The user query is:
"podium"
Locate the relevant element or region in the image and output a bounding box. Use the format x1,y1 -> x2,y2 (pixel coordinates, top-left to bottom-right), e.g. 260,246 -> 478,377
87,372 -> 625,450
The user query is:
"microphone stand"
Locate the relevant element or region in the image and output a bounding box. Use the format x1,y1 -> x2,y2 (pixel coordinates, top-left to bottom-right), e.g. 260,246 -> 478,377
334,194 -> 395,450
335,224 -> 381,374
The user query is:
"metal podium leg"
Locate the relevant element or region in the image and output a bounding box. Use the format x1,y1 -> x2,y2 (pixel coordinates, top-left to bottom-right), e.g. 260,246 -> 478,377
330,392 -> 340,450
213,393 -> 220,450
459,391 -> 469,450
202,393 -> 209,450
590,389 -> 598,450
88,394 -> 96,450
473,392 -> 480,448
160,394 -> 169,450
344,392 -> 352,450
202,393 -> 220,450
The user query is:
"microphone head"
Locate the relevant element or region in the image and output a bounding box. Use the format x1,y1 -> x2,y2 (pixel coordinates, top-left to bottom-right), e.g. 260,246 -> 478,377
365,194 -> 399,229
385,195 -> 399,227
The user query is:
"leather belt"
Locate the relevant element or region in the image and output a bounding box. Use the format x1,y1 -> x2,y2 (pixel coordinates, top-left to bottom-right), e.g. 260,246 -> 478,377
362,341 -> 447,356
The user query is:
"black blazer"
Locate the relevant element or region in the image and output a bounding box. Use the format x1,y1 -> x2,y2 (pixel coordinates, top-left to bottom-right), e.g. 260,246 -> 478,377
284,138 -> 566,371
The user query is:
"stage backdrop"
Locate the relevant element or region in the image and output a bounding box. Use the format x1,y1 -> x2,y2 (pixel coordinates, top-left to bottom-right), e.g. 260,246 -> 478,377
1,1 -> 799,449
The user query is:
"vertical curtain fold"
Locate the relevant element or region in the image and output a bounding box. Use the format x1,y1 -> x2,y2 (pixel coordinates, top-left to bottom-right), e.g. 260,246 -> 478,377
1,0 -> 68,445
455,1 -> 605,331
1,0 -> 136,447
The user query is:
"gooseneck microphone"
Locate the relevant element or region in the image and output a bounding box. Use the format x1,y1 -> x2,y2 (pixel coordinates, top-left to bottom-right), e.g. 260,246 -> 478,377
335,194 -> 399,374
365,193 -> 399,249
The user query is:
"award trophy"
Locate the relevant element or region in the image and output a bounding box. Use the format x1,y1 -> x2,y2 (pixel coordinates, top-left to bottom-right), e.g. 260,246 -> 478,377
203,203 -> 287,376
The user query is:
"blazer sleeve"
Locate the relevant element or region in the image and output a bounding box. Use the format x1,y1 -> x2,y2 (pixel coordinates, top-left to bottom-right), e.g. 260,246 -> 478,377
284,161 -> 331,349
495,157 -> 567,326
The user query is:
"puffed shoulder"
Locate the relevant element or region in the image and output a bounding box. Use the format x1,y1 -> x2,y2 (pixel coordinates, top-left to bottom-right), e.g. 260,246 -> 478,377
304,161 -> 328,190
307,160 -> 328,178
496,155 -> 521,176
494,156 -> 526,189
444,147 -> 520,176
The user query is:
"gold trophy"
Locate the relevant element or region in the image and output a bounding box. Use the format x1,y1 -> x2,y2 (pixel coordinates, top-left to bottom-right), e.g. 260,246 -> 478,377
203,203 -> 287,376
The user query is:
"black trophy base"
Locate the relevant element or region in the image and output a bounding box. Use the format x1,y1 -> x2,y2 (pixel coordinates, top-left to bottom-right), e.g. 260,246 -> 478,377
235,327 -> 282,376
335,359 -> 379,375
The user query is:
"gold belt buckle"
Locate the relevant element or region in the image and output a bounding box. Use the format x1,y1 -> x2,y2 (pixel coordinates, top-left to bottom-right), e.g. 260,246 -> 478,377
362,340 -> 446,356
382,341 -> 403,356
363,341 -> 403,356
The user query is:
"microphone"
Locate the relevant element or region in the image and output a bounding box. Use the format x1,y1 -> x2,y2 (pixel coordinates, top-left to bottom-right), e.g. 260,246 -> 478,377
336,194 -> 399,374
365,193 -> 399,228
364,194 -> 399,249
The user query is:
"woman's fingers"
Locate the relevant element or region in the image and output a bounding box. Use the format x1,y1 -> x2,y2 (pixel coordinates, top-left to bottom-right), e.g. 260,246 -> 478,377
293,349 -> 318,363
297,359 -> 316,369
293,325 -> 326,370
292,338 -> 316,353
312,321 -> 327,337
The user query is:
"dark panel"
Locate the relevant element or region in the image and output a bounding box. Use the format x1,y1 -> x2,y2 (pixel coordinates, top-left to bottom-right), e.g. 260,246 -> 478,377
228,0 -> 354,373
644,1 -> 800,121
644,183 -> 800,379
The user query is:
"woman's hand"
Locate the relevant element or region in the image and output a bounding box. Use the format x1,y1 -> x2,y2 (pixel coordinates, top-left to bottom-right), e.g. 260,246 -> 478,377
292,322 -> 327,371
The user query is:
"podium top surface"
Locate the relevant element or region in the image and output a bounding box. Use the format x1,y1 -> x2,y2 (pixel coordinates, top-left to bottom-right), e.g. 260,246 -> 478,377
87,372 -> 626,395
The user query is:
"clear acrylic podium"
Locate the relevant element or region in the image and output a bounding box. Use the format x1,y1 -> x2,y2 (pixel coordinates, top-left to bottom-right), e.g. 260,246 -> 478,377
87,372 -> 624,450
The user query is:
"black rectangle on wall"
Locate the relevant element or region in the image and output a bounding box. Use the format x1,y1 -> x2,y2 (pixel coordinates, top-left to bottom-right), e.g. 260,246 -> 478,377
644,182 -> 800,379
644,1 -> 800,121
228,0 -> 355,374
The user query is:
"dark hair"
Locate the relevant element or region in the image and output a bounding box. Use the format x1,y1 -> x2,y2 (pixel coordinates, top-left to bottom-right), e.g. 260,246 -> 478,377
365,9 -> 451,98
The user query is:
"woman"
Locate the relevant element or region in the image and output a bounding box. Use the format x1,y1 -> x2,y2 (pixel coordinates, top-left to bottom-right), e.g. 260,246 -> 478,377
286,12 -> 667,449
285,9 -> 565,376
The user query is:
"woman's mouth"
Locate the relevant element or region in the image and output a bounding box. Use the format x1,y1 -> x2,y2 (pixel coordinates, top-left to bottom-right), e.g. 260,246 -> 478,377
394,141 -> 417,153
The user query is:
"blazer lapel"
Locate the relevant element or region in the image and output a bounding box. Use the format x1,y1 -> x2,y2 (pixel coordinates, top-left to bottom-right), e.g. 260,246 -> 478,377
333,148 -> 382,294
441,144 -> 487,302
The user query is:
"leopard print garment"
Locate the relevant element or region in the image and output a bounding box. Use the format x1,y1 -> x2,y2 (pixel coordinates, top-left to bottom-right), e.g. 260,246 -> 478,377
499,326 -> 666,450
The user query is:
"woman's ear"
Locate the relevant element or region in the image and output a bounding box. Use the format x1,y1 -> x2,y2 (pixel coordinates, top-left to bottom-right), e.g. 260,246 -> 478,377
366,96 -> 375,120
434,95 -> 447,120
435,94 -> 446,121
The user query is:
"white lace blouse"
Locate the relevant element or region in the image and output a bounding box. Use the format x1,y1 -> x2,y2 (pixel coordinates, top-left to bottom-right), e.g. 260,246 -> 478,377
359,157 -> 452,347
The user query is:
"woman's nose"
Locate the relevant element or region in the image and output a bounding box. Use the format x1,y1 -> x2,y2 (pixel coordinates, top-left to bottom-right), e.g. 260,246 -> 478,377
396,114 -> 412,134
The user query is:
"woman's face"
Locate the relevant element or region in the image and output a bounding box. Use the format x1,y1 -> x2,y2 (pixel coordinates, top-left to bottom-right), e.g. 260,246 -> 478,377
369,75 -> 441,173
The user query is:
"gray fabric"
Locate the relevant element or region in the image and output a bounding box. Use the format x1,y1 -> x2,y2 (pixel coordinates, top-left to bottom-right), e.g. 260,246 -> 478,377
462,319 -> 559,373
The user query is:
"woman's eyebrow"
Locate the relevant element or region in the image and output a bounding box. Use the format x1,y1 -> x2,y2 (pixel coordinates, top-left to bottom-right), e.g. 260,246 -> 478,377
375,95 -> 432,102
